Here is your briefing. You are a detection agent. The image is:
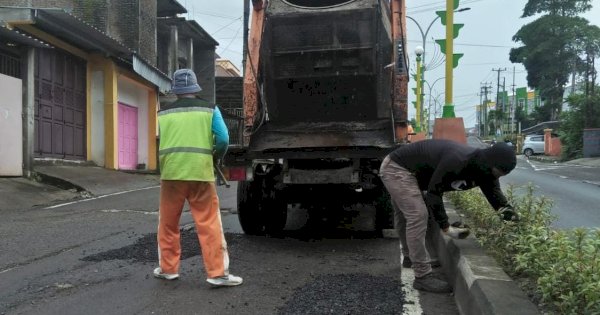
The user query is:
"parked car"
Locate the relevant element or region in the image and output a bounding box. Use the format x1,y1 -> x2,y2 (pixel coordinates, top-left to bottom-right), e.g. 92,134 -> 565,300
522,135 -> 545,157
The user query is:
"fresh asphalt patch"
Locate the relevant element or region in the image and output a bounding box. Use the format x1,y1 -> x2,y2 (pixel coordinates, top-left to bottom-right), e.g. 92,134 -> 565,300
277,273 -> 405,314
81,229 -> 240,263
80,228 -> 377,263
79,229 -> 422,314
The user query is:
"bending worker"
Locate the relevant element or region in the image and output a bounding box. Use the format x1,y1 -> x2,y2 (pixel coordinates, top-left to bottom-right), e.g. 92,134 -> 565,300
153,69 -> 242,287
380,139 -> 518,293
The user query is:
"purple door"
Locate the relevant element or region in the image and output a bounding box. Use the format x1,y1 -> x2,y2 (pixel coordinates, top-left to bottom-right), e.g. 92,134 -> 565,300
35,48 -> 86,159
118,103 -> 138,170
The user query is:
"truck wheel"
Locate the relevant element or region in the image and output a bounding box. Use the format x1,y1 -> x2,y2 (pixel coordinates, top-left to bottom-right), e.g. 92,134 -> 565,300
237,180 -> 265,235
374,189 -> 393,232
263,197 -> 287,235
262,166 -> 287,235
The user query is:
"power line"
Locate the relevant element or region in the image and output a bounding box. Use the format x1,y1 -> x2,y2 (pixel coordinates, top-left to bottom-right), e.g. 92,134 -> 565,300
209,16 -> 243,36
219,23 -> 243,57
407,39 -> 514,49
193,11 -> 240,20
407,0 -> 489,14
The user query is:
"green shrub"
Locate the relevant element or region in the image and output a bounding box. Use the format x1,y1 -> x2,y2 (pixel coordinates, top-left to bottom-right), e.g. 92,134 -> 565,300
448,186 -> 600,315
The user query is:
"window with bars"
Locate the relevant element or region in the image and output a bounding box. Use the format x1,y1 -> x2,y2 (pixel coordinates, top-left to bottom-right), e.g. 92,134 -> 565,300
0,50 -> 21,79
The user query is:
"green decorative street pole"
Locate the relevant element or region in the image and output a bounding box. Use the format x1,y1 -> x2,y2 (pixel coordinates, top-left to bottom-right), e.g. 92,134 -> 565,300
435,0 -> 466,118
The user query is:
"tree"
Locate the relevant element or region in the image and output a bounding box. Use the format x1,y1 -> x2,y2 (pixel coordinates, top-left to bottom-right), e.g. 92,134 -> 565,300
559,92 -> 600,159
578,24 -> 600,127
514,103 -> 531,130
510,0 -> 597,122
522,0 -> 592,17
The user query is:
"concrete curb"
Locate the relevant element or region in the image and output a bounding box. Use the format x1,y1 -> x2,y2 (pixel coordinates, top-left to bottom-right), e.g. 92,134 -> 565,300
436,206 -> 540,315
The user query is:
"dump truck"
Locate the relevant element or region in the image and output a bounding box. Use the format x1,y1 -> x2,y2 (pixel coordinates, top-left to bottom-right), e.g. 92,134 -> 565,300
222,0 -> 410,235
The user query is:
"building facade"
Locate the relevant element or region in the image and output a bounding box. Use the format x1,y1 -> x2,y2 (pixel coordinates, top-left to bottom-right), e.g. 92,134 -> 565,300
0,0 -> 218,177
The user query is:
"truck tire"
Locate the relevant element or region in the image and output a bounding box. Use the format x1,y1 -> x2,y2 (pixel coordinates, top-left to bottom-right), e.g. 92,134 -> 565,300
238,165 -> 287,236
262,166 -> 287,235
263,196 -> 287,235
237,180 -> 265,235
374,188 -> 393,232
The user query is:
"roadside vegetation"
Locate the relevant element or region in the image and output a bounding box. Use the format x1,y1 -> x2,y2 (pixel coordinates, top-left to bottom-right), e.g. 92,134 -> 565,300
448,186 -> 600,315
481,0 -> 600,160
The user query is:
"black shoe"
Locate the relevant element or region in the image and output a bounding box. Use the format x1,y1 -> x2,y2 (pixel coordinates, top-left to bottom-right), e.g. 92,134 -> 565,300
413,273 -> 452,293
430,269 -> 447,279
402,256 -> 412,268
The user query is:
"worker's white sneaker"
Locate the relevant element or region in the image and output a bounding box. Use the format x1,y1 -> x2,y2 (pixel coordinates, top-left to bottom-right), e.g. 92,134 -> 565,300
206,274 -> 243,287
153,267 -> 179,280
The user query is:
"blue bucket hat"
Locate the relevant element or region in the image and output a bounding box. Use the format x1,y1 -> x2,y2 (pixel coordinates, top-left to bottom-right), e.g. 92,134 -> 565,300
171,69 -> 202,94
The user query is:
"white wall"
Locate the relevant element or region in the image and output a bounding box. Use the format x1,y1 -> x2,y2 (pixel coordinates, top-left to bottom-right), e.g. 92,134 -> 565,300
117,76 -> 149,168
0,74 -> 23,176
90,71 -> 105,167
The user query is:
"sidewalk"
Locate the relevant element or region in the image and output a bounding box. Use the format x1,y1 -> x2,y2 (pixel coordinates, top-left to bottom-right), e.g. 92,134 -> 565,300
528,155 -> 600,167
35,165 -> 160,196
0,164 -> 160,211
436,206 -> 540,315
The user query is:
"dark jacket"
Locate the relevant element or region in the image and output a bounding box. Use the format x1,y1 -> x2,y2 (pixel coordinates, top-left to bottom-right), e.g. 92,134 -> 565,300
388,139 -> 516,229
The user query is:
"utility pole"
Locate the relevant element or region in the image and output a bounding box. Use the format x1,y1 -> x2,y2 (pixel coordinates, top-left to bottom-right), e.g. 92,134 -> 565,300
242,0 -> 250,74
501,77 -> 506,135
511,66 -> 516,135
492,68 -> 506,137
478,87 -> 483,136
493,68 -> 507,110
481,82 -> 492,137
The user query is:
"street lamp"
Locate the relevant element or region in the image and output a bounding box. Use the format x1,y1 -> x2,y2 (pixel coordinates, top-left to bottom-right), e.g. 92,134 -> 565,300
415,46 -> 424,132
424,76 -> 445,134
406,7 -> 470,72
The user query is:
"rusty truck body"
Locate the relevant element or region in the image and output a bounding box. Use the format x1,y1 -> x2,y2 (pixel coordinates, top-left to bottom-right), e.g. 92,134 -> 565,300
223,0 -> 409,235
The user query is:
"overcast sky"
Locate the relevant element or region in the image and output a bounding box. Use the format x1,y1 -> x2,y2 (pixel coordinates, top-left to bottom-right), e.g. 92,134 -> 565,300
184,0 -> 600,128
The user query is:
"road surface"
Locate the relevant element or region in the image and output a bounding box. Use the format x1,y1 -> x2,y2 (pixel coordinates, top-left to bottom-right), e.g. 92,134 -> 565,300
0,184 -> 458,315
502,156 -> 600,229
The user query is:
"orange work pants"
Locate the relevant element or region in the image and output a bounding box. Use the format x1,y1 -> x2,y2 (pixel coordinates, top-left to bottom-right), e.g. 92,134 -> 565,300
157,180 -> 229,278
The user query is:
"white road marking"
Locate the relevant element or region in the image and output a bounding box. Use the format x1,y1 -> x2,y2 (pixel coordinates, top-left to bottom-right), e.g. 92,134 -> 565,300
44,185 -> 160,209
525,159 -> 572,171
0,267 -> 16,274
99,209 -> 157,215
401,254 -> 423,315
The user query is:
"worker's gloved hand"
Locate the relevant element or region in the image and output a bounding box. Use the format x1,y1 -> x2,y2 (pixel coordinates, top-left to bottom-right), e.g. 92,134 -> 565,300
442,226 -> 470,239
498,206 -> 519,222
451,221 -> 470,229
213,157 -> 224,167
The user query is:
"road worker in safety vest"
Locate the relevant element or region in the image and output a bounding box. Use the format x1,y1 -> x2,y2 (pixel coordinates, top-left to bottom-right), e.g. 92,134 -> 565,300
153,68 -> 243,287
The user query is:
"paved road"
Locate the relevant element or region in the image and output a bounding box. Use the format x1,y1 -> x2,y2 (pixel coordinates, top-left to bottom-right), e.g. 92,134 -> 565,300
0,184 -> 458,315
502,156 -> 600,229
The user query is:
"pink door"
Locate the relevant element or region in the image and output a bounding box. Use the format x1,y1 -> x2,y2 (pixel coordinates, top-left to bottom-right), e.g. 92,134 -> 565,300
118,103 -> 138,170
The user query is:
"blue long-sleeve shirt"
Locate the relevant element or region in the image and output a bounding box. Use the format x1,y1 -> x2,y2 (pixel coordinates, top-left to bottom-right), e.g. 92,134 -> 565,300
211,106 -> 229,160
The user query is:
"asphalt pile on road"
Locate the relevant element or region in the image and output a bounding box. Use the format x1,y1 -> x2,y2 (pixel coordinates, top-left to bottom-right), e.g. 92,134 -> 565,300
277,273 -> 405,314
81,230 -> 240,263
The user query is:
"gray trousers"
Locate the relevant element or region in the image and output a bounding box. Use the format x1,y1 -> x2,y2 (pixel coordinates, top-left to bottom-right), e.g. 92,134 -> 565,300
380,156 -> 433,277
393,203 -> 438,262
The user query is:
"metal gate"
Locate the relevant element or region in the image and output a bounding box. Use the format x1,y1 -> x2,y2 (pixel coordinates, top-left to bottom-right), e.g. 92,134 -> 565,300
34,48 -> 86,159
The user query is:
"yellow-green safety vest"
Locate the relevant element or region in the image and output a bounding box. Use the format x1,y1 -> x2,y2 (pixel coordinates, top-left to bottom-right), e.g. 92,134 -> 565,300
158,98 -> 215,181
